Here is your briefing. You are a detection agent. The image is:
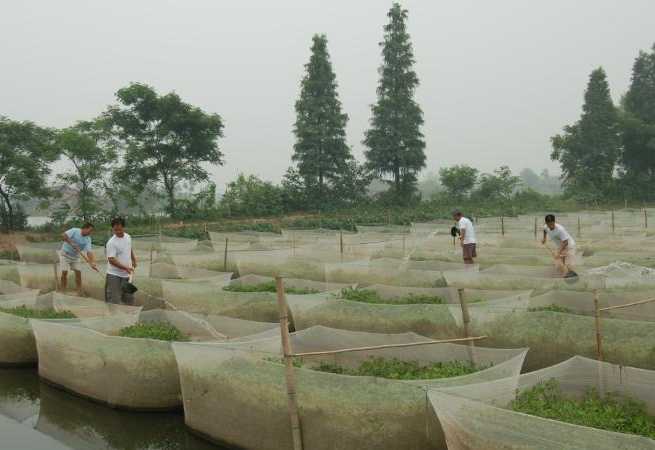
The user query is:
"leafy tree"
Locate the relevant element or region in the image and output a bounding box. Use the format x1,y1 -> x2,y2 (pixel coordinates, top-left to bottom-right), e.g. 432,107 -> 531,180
292,34 -> 352,207
439,165 -> 478,200
281,167 -> 308,213
364,3 -> 426,202
472,166 -> 521,202
222,174 -> 284,217
331,160 -> 374,207
551,68 -> 620,201
0,117 -> 56,231
56,120 -> 118,220
619,44 -> 655,200
105,83 -> 224,217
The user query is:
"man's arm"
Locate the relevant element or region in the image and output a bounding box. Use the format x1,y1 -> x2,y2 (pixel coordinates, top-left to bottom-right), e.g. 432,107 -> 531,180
131,249 -> 137,269
541,230 -> 547,245
558,239 -> 569,257
107,257 -> 133,274
62,231 -> 80,252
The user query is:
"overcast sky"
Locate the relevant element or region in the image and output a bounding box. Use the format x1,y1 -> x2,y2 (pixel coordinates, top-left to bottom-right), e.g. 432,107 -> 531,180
2,0 -> 654,191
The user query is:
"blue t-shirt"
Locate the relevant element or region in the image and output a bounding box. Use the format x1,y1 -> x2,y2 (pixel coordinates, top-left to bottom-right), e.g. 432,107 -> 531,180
61,228 -> 92,258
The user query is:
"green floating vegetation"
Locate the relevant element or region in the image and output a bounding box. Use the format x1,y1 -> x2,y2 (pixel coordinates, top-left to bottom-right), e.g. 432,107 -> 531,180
511,379 -> 655,439
118,322 -> 189,341
223,280 -> 319,295
340,287 -> 445,305
265,356 -> 483,380
527,304 -> 574,314
0,305 -> 76,319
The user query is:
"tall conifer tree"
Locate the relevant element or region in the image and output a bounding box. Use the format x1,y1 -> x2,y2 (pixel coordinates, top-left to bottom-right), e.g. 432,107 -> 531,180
292,34 -> 351,207
364,3 -> 425,202
551,68 -> 620,201
619,44 -> 655,200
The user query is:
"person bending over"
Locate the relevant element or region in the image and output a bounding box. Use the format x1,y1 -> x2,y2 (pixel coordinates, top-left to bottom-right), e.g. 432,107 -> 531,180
452,210 -> 477,265
59,222 -> 97,295
542,214 -> 577,278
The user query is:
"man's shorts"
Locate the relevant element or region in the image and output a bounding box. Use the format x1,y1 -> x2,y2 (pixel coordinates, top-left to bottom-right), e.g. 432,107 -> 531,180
561,246 -> 577,268
462,243 -> 477,260
58,251 -> 81,272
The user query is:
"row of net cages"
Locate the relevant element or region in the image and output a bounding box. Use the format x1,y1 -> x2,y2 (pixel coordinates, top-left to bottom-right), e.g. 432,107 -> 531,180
0,215 -> 653,449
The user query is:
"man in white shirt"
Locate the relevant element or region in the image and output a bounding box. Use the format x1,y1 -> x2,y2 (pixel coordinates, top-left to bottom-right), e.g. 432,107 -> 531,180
105,217 -> 137,304
453,210 -> 477,265
542,214 -> 577,277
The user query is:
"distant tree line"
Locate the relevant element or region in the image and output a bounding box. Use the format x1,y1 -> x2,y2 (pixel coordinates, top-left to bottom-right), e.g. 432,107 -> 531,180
1,3 -> 652,232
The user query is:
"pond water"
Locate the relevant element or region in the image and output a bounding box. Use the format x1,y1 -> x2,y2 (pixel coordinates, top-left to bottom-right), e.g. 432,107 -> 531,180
0,368 -> 233,450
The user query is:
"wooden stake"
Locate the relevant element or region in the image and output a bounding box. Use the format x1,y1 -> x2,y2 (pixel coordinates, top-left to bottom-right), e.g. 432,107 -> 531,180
533,217 -> 537,240
577,216 -> 581,237
275,277 -> 304,450
402,235 -> 406,256
500,216 -> 505,236
457,288 -> 476,366
223,237 -> 229,272
339,231 -> 344,258
53,262 -> 59,292
611,210 -> 615,235
645,209 -> 648,229
149,245 -> 154,278
593,289 -> 603,362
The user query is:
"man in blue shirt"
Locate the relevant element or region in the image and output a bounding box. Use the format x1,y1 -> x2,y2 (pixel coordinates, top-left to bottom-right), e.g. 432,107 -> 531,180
59,222 -> 97,295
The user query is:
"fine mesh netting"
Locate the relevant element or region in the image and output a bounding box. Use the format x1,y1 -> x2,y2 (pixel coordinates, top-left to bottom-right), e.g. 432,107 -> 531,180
0,292 -> 140,366
31,309 -> 277,410
172,325 -> 527,450
429,356 -> 655,450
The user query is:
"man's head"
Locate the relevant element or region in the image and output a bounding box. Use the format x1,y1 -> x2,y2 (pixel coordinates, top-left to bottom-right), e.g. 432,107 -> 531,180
452,209 -> 463,221
81,222 -> 94,236
111,217 -> 126,237
545,214 -> 556,230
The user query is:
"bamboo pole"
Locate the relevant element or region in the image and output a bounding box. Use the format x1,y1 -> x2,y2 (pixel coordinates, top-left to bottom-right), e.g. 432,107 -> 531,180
223,238 -> 229,272
599,297 -> 655,312
593,289 -> 603,362
457,288 -> 476,366
275,277 -> 303,450
577,216 -> 581,237
500,216 -> 505,236
290,336 -> 487,358
402,235 -> 406,256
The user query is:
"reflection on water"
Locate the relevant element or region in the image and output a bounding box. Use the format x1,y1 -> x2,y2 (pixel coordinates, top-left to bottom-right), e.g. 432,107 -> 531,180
0,369 -> 232,450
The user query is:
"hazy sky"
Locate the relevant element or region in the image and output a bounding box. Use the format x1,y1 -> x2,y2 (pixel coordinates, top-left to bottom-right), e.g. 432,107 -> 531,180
2,1 -> 654,191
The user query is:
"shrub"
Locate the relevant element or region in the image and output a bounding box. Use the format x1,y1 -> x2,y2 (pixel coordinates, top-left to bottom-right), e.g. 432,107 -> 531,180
118,322 -> 189,341
0,306 -> 76,319
511,379 -> 655,439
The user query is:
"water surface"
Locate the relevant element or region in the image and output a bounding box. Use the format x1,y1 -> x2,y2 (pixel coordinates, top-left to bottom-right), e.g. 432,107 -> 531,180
0,368 -> 232,450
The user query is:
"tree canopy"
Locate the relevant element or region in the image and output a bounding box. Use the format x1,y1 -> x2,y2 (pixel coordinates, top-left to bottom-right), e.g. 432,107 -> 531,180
439,165 -> 479,200
292,34 -> 352,207
0,117 -> 56,231
364,2 -> 426,203
551,68 -> 620,202
105,83 -> 224,217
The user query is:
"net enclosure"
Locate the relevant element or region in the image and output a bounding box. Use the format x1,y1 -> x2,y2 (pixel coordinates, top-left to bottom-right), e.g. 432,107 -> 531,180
172,325 -> 527,450
429,356 -> 655,450
0,292 -> 139,366
31,309 -> 277,410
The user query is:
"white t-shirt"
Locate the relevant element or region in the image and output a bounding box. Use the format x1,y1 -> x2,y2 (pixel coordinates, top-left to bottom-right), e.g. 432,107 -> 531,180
544,224 -> 576,248
457,217 -> 477,244
106,233 -> 132,278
